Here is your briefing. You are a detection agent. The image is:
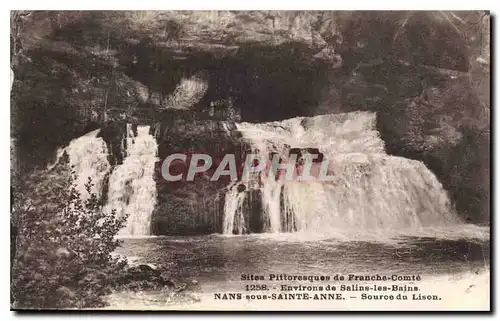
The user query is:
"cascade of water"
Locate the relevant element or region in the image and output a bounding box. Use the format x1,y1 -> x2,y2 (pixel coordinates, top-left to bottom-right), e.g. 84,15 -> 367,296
104,125 -> 158,236
223,186 -> 247,234
282,154 -> 459,233
48,129 -> 111,200
223,111 -> 460,235
261,170 -> 283,233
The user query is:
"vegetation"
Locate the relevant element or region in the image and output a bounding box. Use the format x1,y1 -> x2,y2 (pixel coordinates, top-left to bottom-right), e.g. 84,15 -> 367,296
11,154 -> 128,309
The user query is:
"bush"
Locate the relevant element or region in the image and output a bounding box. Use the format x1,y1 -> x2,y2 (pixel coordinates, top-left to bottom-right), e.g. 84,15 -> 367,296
11,154 -> 128,309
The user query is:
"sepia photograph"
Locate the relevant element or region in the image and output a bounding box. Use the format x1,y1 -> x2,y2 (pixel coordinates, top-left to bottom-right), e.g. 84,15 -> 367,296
9,10 -> 490,311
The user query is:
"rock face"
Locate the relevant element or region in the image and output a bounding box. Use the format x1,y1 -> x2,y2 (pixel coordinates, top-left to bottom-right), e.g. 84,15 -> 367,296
151,118 -> 247,234
11,11 -> 490,225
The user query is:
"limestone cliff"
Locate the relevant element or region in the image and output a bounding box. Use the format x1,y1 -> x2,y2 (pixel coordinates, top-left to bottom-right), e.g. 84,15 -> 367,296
11,11 -> 490,225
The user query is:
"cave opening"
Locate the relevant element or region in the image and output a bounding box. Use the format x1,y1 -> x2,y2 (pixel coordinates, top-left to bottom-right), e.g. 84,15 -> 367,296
122,42 -> 334,123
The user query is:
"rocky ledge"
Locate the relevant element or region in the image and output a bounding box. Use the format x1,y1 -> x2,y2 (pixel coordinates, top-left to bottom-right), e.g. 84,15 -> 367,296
11,11 -> 490,224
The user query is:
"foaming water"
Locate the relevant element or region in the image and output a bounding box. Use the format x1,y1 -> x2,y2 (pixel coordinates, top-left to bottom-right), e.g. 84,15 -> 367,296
223,188 -> 247,234
216,224 -> 490,245
224,112 -> 461,235
49,129 -> 111,200
252,224 -> 489,244
261,173 -> 282,233
49,125 -> 159,237
282,154 -> 459,232
236,111 -> 385,155
104,125 -> 158,236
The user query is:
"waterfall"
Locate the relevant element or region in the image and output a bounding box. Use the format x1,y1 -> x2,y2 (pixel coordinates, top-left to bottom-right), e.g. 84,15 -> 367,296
281,154 -> 458,232
50,124 -> 158,237
261,171 -> 282,233
223,111 -> 461,235
49,129 -> 111,200
104,125 -> 158,236
223,187 -> 247,234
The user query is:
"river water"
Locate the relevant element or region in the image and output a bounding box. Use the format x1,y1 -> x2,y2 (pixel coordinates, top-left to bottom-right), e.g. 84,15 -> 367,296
108,224 -> 490,310
52,115 -> 490,310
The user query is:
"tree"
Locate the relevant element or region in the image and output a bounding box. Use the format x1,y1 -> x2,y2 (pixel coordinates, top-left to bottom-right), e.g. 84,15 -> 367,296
11,153 -> 128,309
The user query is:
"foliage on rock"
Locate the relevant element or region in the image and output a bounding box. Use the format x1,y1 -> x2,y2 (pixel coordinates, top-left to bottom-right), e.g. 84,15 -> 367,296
11,154 -> 128,309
